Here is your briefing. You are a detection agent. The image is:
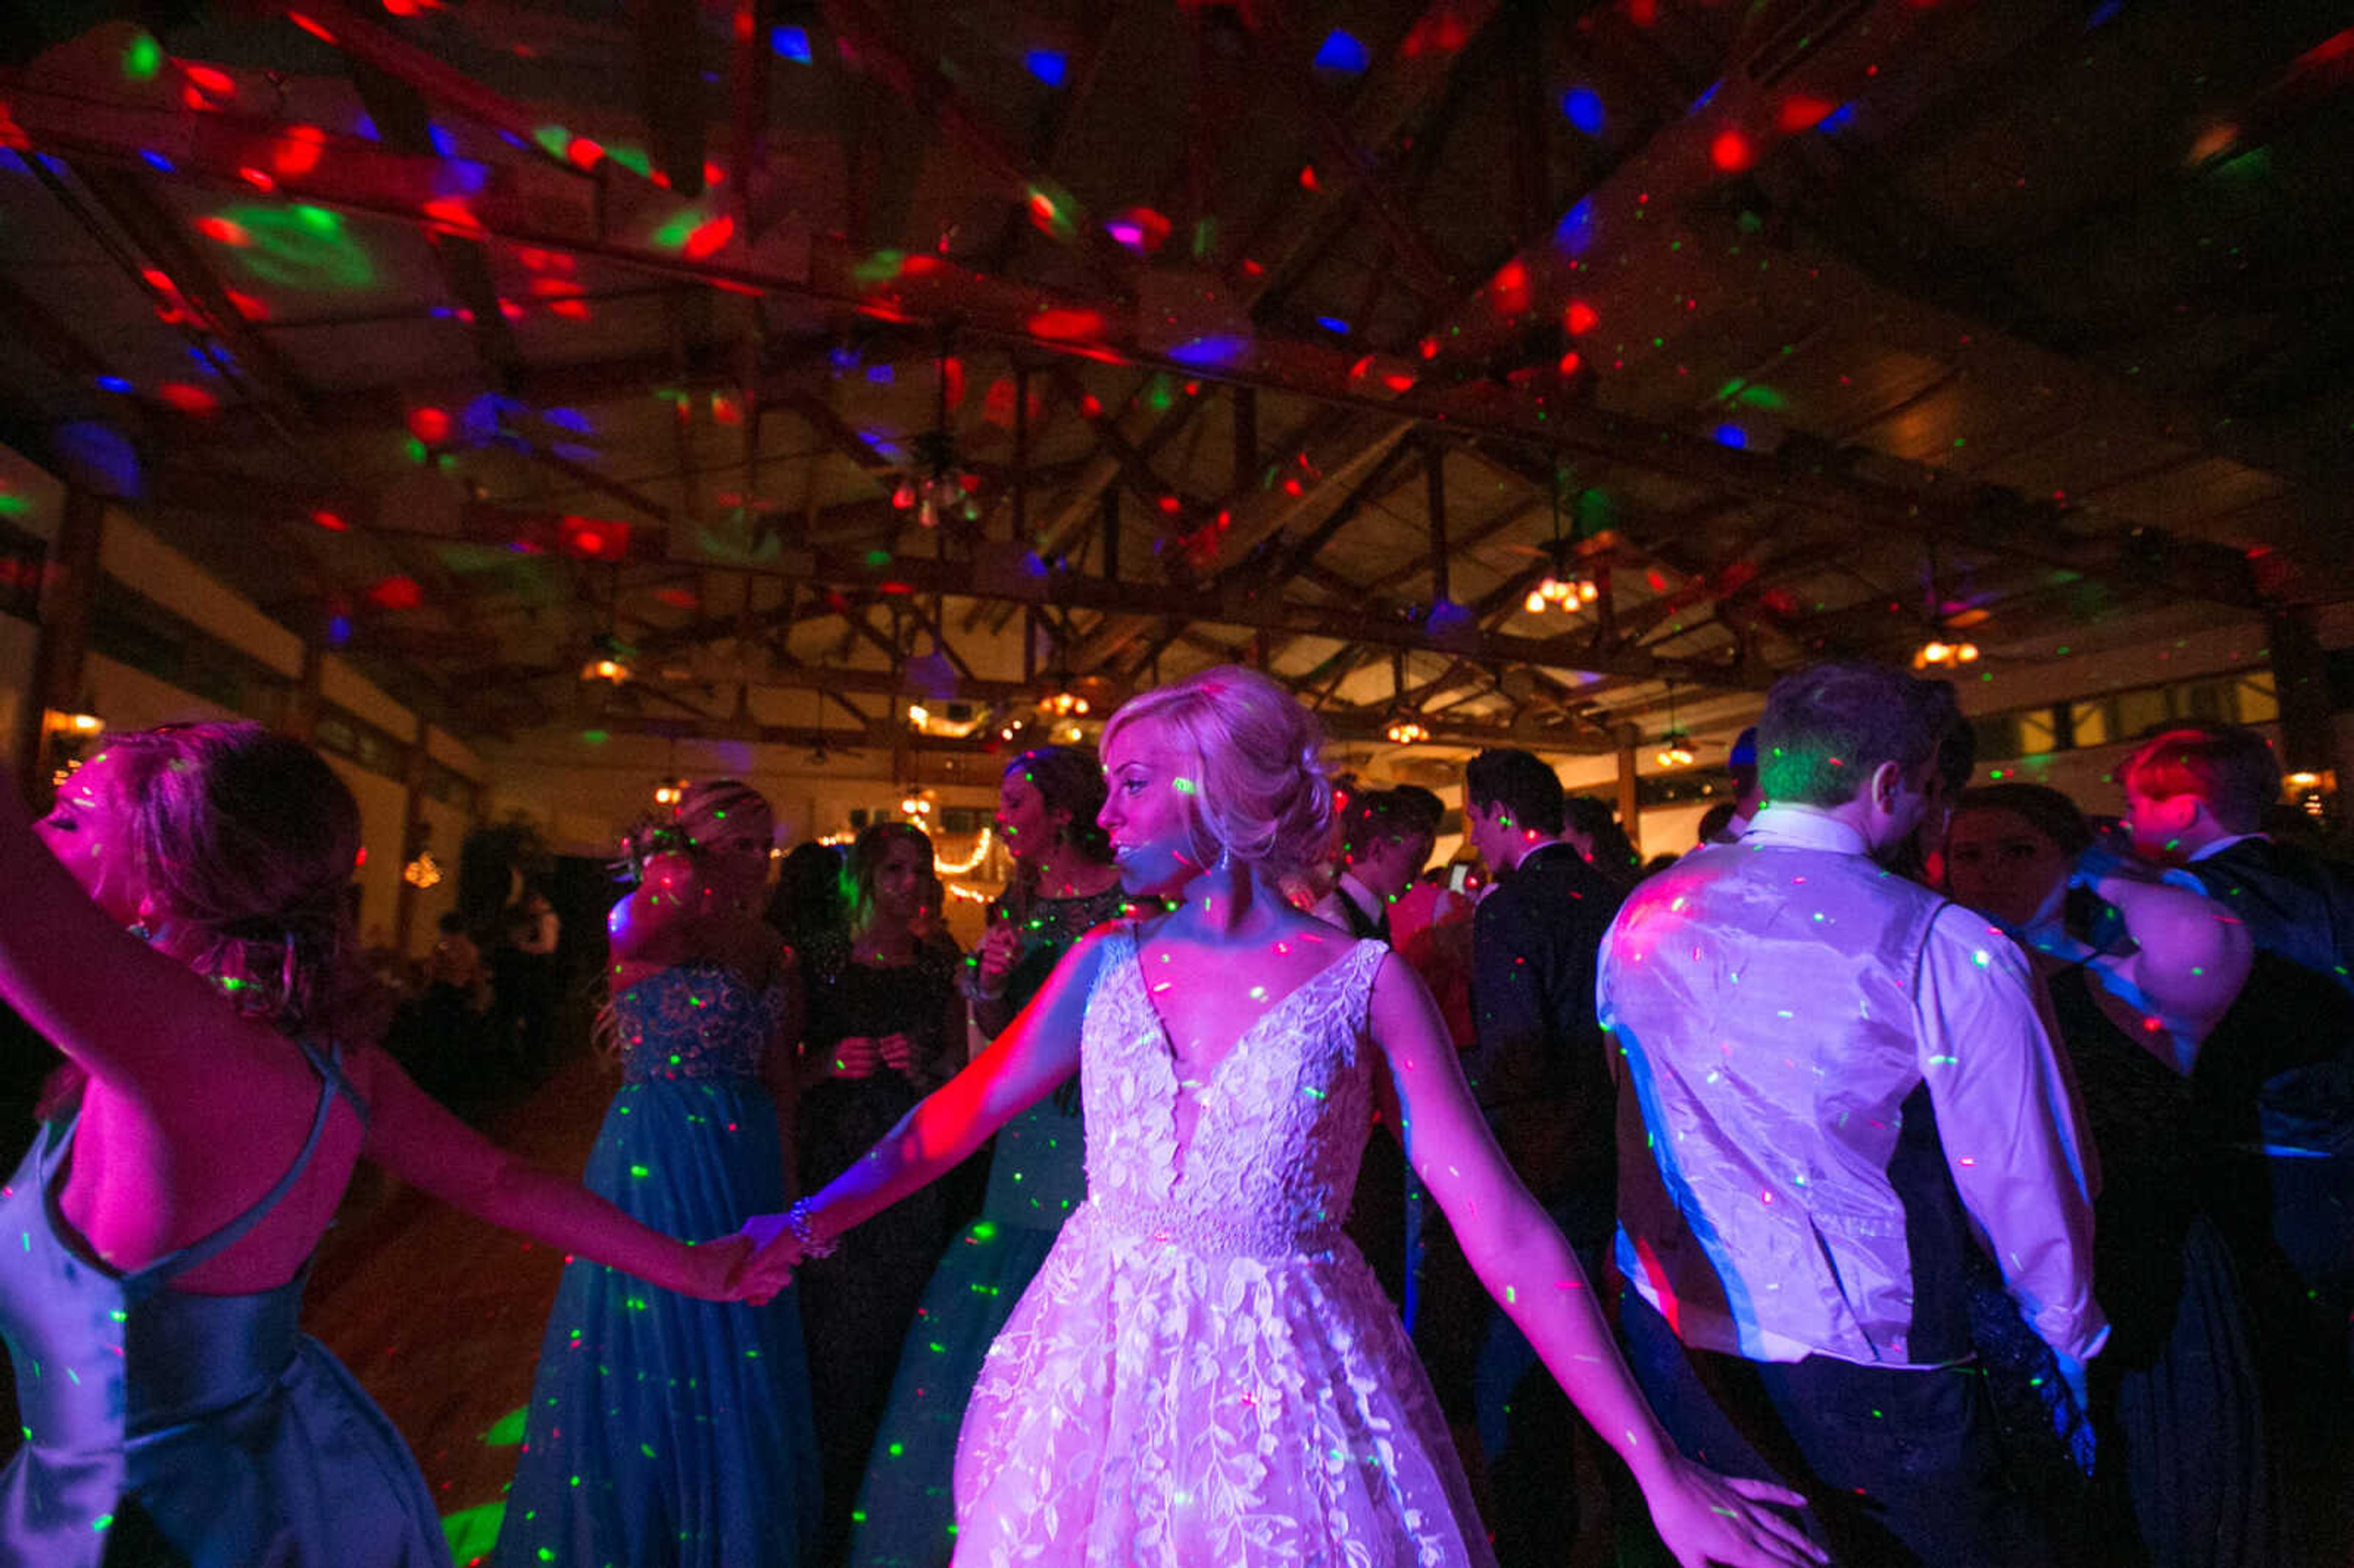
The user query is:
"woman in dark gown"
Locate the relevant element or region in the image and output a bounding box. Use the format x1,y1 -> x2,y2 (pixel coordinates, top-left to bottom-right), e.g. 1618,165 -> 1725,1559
1946,783 -> 2268,1568
0,723 -> 774,1568
850,747 -> 1130,1568
795,821 -> 964,1562
498,781 -> 819,1568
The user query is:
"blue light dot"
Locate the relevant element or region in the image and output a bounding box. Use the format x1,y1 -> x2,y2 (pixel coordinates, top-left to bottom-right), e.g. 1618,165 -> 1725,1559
94,376 -> 132,394
1713,424 -> 1748,450
771,25 -> 812,63
1024,49 -> 1068,88
139,150 -> 175,173
426,123 -> 458,158
1315,315 -> 1351,335
1560,85 -> 1606,137
1314,30 -> 1369,73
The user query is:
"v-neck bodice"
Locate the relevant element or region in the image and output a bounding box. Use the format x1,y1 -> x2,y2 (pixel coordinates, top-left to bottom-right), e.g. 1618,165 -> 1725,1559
1078,929 -> 1387,1259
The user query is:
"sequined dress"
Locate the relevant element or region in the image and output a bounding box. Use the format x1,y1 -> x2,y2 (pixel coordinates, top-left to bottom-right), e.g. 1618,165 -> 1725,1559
952,931 -> 1491,1567
850,883 -> 1127,1568
0,1040 -> 449,1567
497,962 -> 818,1568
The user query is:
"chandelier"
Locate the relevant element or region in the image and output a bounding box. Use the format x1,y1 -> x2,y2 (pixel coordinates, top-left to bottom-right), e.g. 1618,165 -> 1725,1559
1042,687 -> 1091,718
1655,683 -> 1693,767
893,336 -> 982,530
1913,639 -> 1981,669
1385,717 -> 1430,745
1525,455 -> 1598,615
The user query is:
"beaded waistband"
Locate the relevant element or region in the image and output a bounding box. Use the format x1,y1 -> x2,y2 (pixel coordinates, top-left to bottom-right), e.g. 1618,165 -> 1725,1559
1083,1195 -> 1346,1262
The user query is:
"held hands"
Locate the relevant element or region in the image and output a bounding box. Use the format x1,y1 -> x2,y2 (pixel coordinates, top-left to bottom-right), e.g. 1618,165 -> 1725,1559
732,1212 -> 807,1306
1640,1453 -> 1825,1568
676,1233 -> 757,1301
877,1031 -> 917,1076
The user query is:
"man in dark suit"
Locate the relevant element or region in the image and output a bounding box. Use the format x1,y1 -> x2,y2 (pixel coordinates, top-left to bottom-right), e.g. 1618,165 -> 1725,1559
2122,723 -> 2354,1547
1414,749 -> 1628,1567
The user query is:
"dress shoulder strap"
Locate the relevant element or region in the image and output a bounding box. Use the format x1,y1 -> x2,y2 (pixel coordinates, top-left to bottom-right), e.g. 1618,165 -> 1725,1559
121,1039 -> 356,1296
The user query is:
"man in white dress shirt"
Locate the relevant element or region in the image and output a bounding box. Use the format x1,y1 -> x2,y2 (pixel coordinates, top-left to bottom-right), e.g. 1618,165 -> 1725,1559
1599,661 -> 2105,1567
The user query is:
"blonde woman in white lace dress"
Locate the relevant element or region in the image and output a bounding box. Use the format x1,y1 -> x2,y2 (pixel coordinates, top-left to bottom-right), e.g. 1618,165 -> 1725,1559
745,667 -> 1821,1568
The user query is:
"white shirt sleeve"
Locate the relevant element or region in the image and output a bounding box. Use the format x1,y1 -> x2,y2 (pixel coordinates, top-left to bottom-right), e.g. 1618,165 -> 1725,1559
1914,905 -> 2109,1364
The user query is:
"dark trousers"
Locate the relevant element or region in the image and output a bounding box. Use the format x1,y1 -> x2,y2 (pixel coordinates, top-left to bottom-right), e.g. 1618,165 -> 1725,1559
1620,1289 -> 2053,1568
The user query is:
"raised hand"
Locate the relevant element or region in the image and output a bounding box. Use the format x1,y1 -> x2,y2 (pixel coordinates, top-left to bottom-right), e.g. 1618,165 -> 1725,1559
1640,1456 -> 1825,1568
975,921 -> 1019,990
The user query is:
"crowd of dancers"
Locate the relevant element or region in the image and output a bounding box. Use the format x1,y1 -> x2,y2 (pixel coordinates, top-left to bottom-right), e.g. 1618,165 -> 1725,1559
0,657 -> 2346,1567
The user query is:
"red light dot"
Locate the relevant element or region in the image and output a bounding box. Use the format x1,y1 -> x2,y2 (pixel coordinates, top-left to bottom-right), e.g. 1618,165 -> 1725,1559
566,136 -> 604,170
273,123 -> 326,177
236,166 -> 276,191
1564,300 -> 1599,335
1778,96 -> 1836,133
406,406 -> 451,444
1709,131 -> 1753,172
367,575 -> 423,611
1298,165 -> 1320,191
287,13 -> 337,42
158,382 -> 218,415
683,215 -> 735,259
1157,495 -> 1181,516
310,509 -> 349,532
196,216 -> 250,246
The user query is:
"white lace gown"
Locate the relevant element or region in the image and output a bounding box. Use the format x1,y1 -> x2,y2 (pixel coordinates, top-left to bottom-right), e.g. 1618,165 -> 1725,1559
953,932 -> 1495,1567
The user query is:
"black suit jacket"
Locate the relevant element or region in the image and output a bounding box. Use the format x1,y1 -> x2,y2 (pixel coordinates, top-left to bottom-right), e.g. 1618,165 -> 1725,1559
1467,842 -> 1627,1223
2183,837 -> 2354,1152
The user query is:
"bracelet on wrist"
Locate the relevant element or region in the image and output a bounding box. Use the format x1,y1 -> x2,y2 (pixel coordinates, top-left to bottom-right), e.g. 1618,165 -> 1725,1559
783,1200 -> 837,1259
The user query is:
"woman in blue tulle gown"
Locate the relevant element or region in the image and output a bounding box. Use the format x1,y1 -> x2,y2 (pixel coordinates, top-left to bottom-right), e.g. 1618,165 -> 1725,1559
498,782 -> 819,1568
849,746 -> 1130,1568
0,725 -> 775,1568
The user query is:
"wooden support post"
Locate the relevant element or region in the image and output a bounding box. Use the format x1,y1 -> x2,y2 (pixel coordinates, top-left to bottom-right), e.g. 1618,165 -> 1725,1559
1101,489 -> 1121,582
2265,603 -> 2344,791
1616,728 -> 1642,846
393,716 -> 431,958
13,486 -> 105,803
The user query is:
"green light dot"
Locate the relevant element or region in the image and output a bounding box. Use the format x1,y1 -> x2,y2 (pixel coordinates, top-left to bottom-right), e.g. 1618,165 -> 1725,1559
888,1442 -> 904,1456
630,1163 -> 650,1178
93,1514 -> 115,1532
123,34 -> 162,81
972,1221 -> 997,1240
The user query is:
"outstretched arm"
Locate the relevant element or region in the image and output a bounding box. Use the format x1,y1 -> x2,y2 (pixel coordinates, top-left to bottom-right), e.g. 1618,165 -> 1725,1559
1371,954 -> 1823,1568
355,1050 -> 755,1301
0,774 -> 232,1092
747,926 -> 1104,1255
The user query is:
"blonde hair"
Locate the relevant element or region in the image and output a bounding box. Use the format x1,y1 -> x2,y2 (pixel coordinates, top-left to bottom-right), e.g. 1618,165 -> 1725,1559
1101,665 -> 1333,883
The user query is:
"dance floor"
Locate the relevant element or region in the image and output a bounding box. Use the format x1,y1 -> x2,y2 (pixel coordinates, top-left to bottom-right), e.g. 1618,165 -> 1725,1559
307,1049 -> 618,1565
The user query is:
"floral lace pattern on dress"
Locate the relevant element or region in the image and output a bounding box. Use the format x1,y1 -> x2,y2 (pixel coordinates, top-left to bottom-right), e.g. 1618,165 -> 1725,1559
614,961 -> 787,1084
954,932 -> 1493,1568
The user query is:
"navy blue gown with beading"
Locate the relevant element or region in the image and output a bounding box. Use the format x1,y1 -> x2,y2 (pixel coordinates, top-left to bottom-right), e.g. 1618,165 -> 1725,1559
497,961 -> 818,1568
0,1040 -> 450,1568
